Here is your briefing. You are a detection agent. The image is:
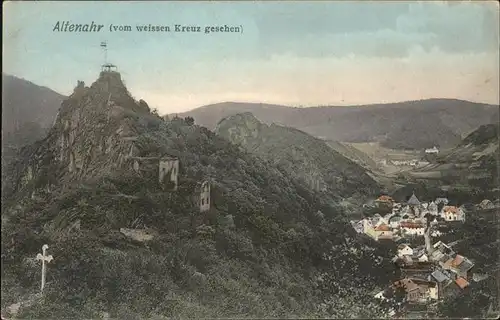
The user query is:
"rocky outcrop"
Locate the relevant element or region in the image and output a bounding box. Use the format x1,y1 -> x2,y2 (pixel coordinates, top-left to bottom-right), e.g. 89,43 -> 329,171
4,70 -> 167,198
215,112 -> 380,199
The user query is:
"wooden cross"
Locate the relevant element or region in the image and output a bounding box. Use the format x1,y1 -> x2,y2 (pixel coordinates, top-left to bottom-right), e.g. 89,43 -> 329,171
36,244 -> 54,292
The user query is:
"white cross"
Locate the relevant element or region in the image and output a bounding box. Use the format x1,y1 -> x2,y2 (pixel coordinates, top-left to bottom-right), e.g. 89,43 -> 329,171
36,244 -> 54,292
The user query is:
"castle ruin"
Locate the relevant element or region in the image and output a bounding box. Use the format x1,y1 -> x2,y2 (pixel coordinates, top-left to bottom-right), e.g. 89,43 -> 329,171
199,181 -> 210,212
159,157 -> 179,191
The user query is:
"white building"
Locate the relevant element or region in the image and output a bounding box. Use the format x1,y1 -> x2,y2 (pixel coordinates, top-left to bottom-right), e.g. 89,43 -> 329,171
400,222 -> 425,236
441,206 -> 465,221
417,253 -> 429,262
428,201 -> 439,215
425,146 -> 439,154
435,198 -> 449,206
397,244 -> 414,257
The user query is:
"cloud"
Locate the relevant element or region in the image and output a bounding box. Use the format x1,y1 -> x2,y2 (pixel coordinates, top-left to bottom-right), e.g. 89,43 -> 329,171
255,1 -> 498,58
136,48 -> 498,113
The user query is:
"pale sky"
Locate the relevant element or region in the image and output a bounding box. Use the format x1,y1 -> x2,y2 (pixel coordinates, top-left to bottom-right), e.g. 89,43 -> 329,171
3,1 -> 499,113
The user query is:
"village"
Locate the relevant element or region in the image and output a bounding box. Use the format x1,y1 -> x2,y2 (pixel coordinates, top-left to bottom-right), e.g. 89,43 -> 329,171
351,193 -> 466,243
350,193 -> 496,318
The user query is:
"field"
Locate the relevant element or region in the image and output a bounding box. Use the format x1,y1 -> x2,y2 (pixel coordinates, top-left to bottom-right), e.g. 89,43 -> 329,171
346,142 -> 424,175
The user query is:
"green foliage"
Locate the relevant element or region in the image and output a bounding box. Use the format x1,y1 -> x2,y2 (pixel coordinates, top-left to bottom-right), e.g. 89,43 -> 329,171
2,96 -> 394,319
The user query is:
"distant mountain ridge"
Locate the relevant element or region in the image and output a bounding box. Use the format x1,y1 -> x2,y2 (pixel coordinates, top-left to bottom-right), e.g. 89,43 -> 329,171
2,73 -> 66,134
2,74 -> 66,171
174,99 -> 499,150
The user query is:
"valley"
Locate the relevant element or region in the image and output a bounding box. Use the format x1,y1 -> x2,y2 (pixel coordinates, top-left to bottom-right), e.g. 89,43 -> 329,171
1,72 -> 498,319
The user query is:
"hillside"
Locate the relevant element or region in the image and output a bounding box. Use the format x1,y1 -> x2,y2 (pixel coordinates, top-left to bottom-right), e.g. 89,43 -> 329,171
405,123 -> 499,202
1,71 -> 396,319
215,113 -> 380,203
2,74 -> 66,169
175,99 -> 499,150
2,74 -> 65,133
323,139 -> 380,172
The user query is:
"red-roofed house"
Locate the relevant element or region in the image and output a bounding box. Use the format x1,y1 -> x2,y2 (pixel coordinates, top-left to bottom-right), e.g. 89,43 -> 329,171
400,222 -> 425,236
452,255 -> 465,267
442,206 -> 465,221
377,195 -> 394,203
455,277 -> 469,289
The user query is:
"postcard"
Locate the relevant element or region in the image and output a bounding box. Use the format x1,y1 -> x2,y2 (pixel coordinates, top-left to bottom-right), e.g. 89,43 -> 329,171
2,1 -> 499,319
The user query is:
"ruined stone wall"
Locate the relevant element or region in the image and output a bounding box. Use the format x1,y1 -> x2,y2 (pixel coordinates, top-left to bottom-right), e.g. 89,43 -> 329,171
199,181 -> 210,212
159,158 -> 179,190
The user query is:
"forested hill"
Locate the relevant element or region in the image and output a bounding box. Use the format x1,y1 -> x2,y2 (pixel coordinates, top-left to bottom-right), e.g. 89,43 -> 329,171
2,74 -> 66,171
215,112 -> 381,201
175,99 -> 499,150
1,71 -> 396,319
406,123 -> 499,203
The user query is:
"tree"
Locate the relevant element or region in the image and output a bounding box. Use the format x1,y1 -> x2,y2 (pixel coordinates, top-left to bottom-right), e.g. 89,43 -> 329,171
185,117 -> 195,126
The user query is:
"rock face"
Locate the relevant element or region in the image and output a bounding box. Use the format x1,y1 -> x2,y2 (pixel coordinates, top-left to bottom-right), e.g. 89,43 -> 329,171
4,71 -> 173,198
215,112 -> 380,199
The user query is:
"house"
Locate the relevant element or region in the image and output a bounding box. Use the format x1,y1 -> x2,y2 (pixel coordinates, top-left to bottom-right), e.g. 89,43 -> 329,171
435,198 -> 449,206
376,195 -> 394,203
428,201 -> 439,215
417,253 -> 429,262
395,246 -> 429,265
431,230 -> 442,237
398,244 -> 414,257
431,269 -> 454,297
400,222 -> 425,236
374,215 -> 390,227
478,199 -> 494,210
198,180 -> 211,213
448,254 -> 474,279
362,219 -> 379,240
431,269 -> 452,286
375,223 -> 394,240
407,193 -> 421,207
441,206 -> 465,221
430,241 -> 455,262
455,277 -> 469,289
363,219 -> 395,241
425,146 -> 439,154
400,204 -> 413,215
395,278 -> 439,303
389,215 -> 402,228
350,220 -> 364,234
375,195 -> 395,209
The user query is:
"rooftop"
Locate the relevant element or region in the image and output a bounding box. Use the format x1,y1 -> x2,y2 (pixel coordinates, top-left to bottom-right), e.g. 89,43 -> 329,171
455,277 -> 469,289
375,223 -> 391,231
431,269 -> 450,283
452,255 -> 465,267
443,206 -> 459,214
377,195 -> 394,202
400,222 -> 424,228
408,193 -> 421,206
